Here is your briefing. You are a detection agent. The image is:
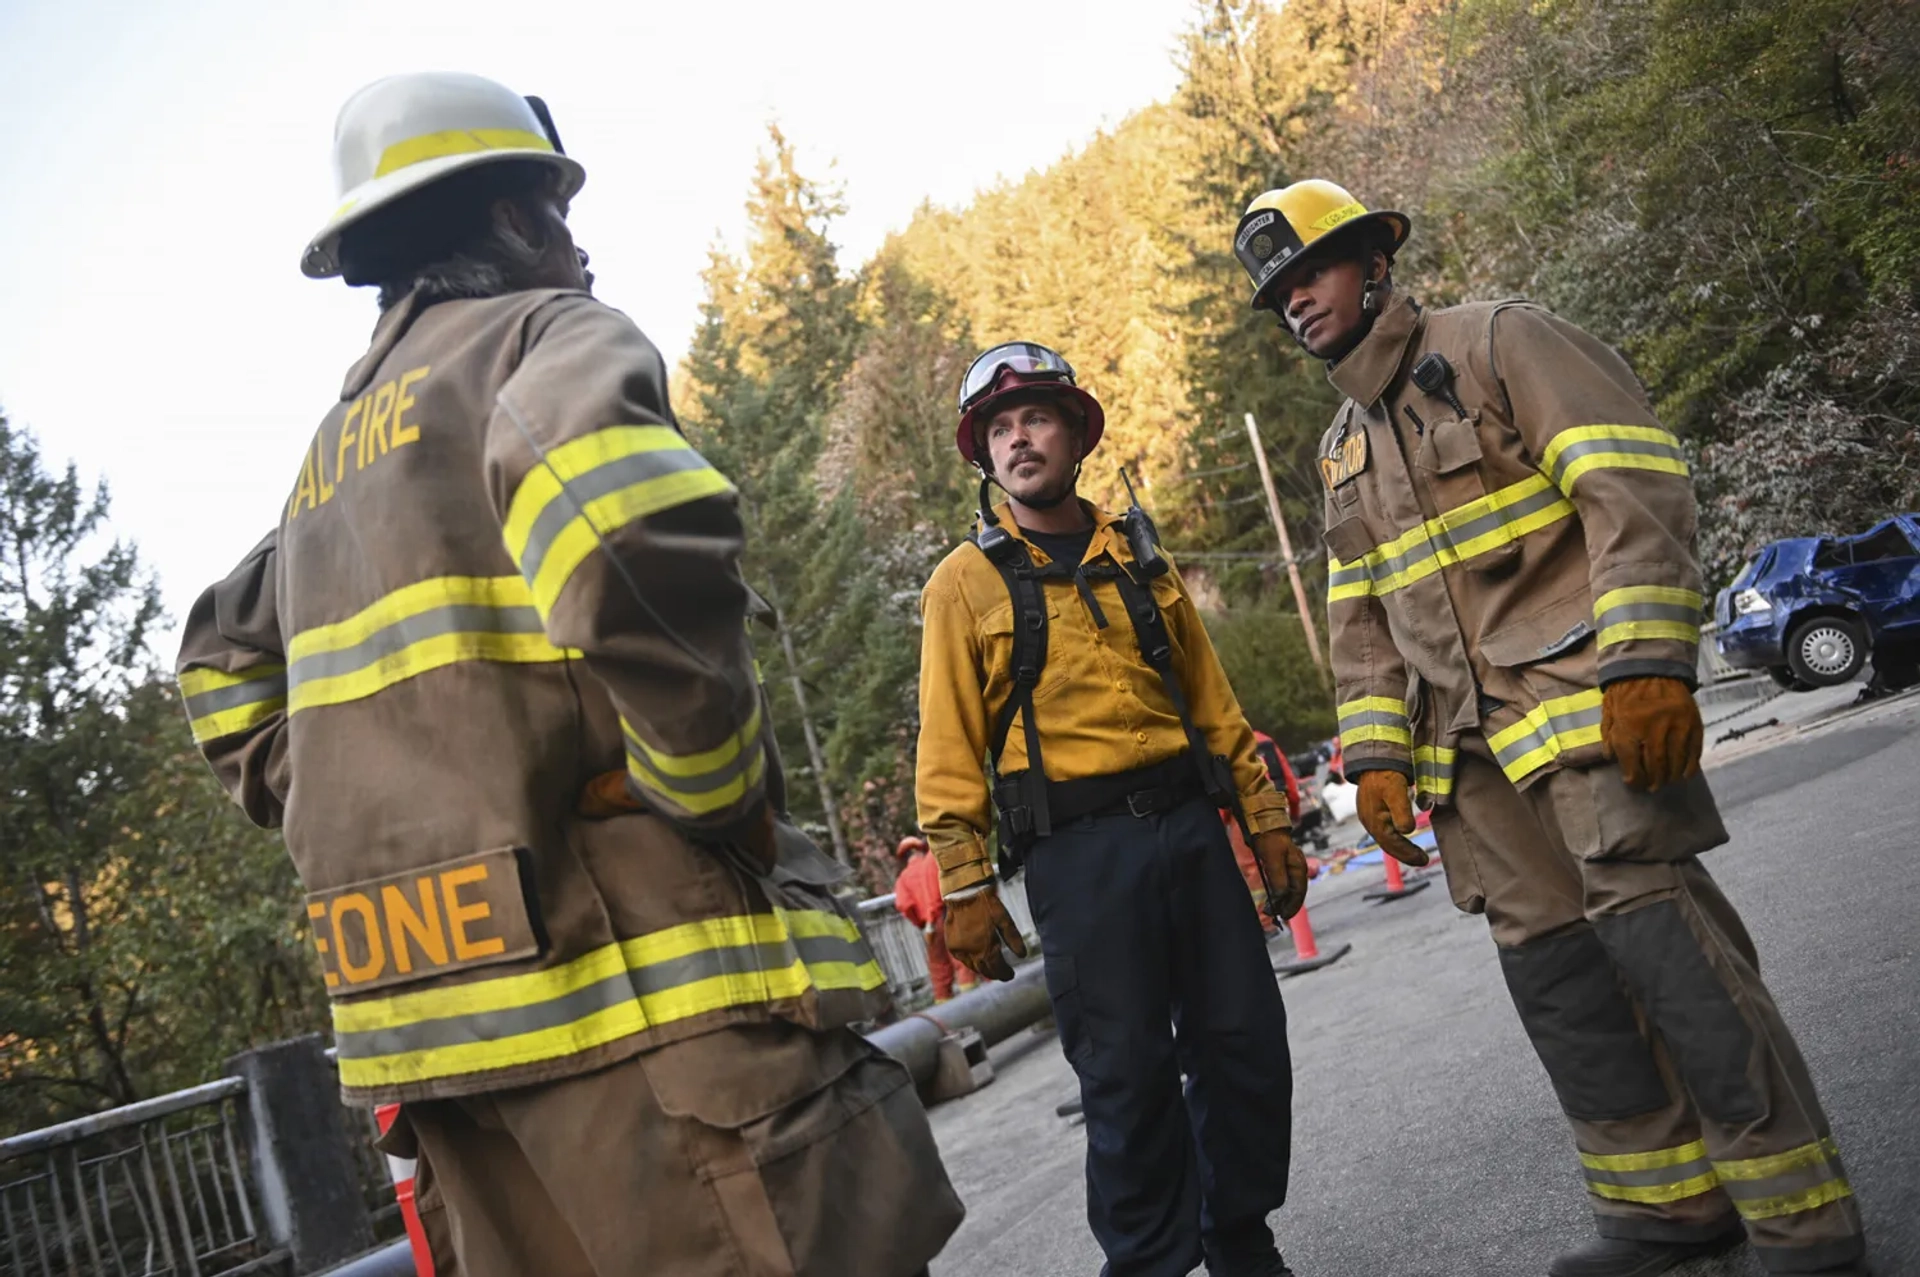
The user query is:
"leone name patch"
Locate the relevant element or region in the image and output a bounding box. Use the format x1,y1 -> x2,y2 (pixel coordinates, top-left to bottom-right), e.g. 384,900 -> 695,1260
305,847 -> 538,995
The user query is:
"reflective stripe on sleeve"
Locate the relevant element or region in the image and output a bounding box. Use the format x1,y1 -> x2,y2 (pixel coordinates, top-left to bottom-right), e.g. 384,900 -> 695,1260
1324,473 -> 1576,602
1337,695 -> 1411,749
179,664 -> 288,743
286,576 -> 578,713
1414,745 -> 1456,801
1594,585 -> 1704,649
331,907 -> 887,1089
502,425 -> 735,619
1581,1140 -> 1720,1205
1539,425 -> 1689,494
1488,688 -> 1605,782
622,706 -> 767,819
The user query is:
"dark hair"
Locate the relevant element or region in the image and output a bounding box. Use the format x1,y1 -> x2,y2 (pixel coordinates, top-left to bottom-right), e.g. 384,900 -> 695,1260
337,160 -> 563,310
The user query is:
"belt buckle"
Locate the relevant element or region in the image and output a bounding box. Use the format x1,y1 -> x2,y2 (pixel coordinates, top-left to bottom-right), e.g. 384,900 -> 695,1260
1126,789 -> 1159,819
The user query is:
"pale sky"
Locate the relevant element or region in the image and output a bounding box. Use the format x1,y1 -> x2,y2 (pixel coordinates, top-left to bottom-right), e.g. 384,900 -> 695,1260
0,0 -> 1192,656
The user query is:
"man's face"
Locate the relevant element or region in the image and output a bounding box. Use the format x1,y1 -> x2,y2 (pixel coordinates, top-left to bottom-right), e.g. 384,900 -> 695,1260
983,399 -> 1082,506
1277,252 -> 1373,360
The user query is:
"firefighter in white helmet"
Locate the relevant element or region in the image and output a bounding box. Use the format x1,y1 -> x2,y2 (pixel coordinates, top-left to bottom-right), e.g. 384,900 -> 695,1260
179,72 -> 961,1276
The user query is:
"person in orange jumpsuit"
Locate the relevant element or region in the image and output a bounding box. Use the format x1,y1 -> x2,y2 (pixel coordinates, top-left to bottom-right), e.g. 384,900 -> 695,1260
892,836 -> 977,1003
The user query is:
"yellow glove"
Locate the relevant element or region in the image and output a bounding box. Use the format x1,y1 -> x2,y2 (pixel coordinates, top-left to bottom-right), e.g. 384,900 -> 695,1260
1355,769 -> 1430,867
941,886 -> 1028,982
1252,829 -> 1311,921
1601,676 -> 1703,790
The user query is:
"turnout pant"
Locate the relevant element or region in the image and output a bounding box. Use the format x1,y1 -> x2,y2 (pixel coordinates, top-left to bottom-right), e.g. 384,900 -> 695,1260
379,1022 -> 962,1277
1431,736 -> 1865,1273
1024,795 -> 1294,1277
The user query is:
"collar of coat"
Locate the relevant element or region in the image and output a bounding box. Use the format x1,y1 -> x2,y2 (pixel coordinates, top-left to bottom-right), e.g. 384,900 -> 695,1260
990,498 -> 1132,568
1326,289 -> 1423,408
342,289 -> 432,401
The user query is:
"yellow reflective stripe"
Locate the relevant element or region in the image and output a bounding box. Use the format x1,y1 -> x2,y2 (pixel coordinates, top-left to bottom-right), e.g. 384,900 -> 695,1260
1341,724 -> 1413,747
1414,745 -> 1456,798
624,701 -> 763,780
1337,474 -> 1577,600
291,632 -> 573,713
1580,1141 -> 1709,1173
289,576 -> 537,659
1538,424 -> 1690,494
1562,451 -> 1690,488
374,128 -> 554,178
1714,1138 -> 1841,1181
1729,1179 -> 1853,1221
178,663 -> 284,698
1598,620 -> 1702,646
1587,1173 -> 1722,1205
330,908 -> 886,1089
1594,586 -> 1704,614
627,740 -> 767,816
1337,696 -> 1408,722
501,426 -> 735,619
1489,689 -> 1606,781
332,910 -> 868,1036
188,697 -> 286,744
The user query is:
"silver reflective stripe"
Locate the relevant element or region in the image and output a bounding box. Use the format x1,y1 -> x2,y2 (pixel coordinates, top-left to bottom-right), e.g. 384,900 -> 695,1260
1366,481 -> 1569,589
1584,1154 -> 1716,1192
182,675 -> 287,719
1547,435 -> 1686,486
333,933 -> 869,1061
288,603 -> 546,687
1492,700 -> 1604,771
515,447 -> 713,587
623,735 -> 763,797
1596,601 -> 1700,628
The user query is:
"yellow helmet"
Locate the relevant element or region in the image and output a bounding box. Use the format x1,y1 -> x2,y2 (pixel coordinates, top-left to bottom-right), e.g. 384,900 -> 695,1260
1233,180 -> 1409,311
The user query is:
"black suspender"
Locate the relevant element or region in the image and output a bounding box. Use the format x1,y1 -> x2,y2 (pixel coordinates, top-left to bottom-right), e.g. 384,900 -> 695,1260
966,520 -> 1249,872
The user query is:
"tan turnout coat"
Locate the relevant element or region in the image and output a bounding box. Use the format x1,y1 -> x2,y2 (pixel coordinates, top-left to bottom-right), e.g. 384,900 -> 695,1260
177,289 -> 889,1104
1319,290 -> 1706,810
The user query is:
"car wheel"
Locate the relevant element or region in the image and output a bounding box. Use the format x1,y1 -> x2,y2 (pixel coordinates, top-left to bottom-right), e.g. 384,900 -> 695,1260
1785,615 -> 1868,687
1766,666 -> 1813,692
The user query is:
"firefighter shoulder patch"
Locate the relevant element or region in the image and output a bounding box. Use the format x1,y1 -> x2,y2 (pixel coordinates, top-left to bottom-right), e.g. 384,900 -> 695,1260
1321,429 -> 1369,490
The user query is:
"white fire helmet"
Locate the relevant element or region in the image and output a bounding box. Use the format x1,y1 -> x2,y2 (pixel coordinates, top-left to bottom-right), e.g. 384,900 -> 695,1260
300,72 -> 587,280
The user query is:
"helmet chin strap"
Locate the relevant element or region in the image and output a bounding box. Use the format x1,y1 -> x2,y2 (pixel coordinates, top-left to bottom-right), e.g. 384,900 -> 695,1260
975,461 -> 1082,519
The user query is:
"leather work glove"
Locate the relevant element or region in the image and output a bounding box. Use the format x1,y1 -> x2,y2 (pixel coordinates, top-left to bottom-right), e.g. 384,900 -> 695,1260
1252,829 -> 1311,921
1355,769 -> 1431,867
942,885 -> 1029,982
576,771 -> 778,873
1601,676 -> 1703,791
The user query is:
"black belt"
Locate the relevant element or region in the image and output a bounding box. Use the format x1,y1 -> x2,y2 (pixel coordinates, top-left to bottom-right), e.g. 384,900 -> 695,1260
1041,756 -> 1208,826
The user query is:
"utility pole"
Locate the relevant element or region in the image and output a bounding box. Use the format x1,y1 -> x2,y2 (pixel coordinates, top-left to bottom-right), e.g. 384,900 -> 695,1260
1245,413 -> 1327,672
769,599 -> 851,866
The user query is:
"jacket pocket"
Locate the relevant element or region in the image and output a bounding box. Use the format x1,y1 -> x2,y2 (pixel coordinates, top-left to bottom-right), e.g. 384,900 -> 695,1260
979,596 -> 1069,699
1478,594 -> 1607,780
1324,515 -> 1376,567
1417,413 -> 1517,574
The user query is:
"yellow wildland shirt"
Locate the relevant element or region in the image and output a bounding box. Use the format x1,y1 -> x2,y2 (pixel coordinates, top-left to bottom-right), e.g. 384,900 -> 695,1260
915,501 -> 1288,897
177,288 -> 886,1103
1319,291 -> 1706,806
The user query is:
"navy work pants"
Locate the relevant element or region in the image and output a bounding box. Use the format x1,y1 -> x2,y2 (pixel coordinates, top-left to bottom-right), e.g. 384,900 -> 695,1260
1023,795 -> 1294,1277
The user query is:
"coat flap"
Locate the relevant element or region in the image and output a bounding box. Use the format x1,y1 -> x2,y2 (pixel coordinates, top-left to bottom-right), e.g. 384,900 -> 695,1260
1479,597 -> 1595,668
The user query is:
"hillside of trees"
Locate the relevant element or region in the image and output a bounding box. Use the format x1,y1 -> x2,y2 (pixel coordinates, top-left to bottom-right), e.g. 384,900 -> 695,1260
681,0 -> 1920,886
4,0 -> 1914,1132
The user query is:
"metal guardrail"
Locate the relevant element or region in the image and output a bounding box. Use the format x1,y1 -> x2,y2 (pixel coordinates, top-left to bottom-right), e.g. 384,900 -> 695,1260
0,1079 -> 278,1277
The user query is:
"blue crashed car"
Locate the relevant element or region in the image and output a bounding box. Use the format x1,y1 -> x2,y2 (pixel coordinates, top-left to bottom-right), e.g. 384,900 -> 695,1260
1714,514 -> 1920,691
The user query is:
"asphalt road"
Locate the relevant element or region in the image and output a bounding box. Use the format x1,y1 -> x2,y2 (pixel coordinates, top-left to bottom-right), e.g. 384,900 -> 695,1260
924,691 -> 1920,1277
